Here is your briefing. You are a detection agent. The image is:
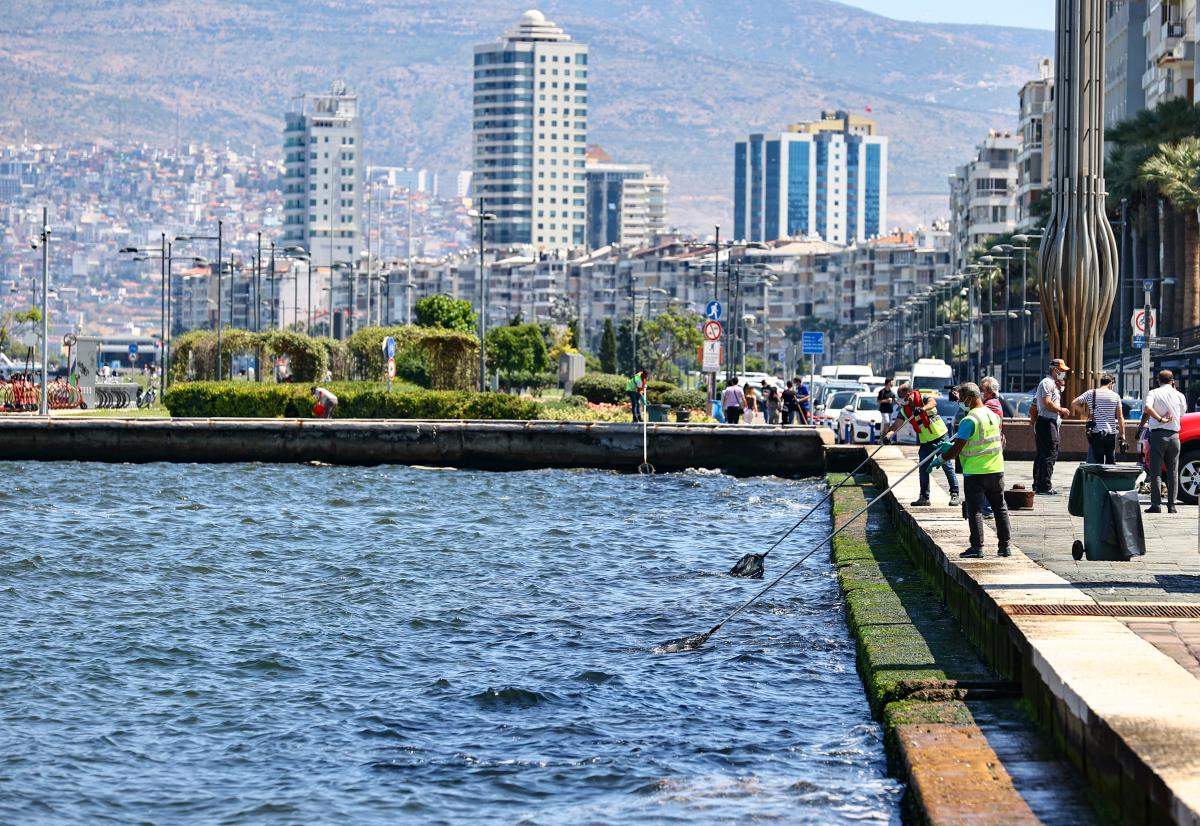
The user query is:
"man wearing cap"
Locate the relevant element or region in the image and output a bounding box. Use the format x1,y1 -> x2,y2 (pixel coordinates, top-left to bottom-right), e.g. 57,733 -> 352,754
1033,359 -> 1072,495
882,384 -> 962,507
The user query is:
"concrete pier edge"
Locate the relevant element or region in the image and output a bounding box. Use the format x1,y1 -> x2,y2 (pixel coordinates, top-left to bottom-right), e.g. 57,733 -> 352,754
0,418 -> 832,475
866,446 -> 1200,825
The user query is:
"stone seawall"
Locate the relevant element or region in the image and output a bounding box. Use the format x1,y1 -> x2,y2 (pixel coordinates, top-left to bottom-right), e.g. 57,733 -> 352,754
0,419 -> 832,475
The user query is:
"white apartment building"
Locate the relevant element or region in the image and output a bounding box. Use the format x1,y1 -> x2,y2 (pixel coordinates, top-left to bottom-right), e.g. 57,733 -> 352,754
948,131 -> 1021,271
473,10 -> 589,251
1016,60 -> 1053,231
584,149 -> 669,250
1143,0 -> 1196,108
282,82 -> 365,268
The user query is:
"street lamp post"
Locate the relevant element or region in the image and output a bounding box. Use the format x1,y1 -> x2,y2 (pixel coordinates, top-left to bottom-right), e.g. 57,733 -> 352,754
30,208 -> 50,416
468,204 -> 497,392
175,220 -> 222,378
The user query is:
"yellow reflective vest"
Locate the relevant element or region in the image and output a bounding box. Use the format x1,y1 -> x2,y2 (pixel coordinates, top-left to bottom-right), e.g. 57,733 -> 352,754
959,406 -> 1004,475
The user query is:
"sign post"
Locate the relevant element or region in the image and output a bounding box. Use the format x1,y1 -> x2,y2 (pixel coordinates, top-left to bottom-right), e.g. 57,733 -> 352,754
701,341 -> 722,373
1140,280 -> 1153,399
382,336 -> 396,392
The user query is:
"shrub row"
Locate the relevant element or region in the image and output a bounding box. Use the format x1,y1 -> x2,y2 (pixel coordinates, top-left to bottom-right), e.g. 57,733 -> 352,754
162,381 -> 539,420
570,373 -> 703,409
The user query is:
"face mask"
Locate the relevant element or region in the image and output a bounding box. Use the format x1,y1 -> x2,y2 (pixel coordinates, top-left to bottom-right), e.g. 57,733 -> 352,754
958,403 -> 970,415
1053,370 -> 1065,381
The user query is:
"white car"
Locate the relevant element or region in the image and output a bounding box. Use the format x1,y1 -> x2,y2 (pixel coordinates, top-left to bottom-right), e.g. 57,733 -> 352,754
814,389 -> 858,431
838,392 -> 884,444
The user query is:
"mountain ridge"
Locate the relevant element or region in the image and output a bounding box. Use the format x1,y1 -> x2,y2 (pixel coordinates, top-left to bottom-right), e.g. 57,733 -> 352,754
0,1 -> 1053,230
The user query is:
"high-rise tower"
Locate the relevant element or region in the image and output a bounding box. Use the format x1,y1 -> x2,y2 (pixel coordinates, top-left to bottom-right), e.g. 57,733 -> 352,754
282,82 -> 364,268
473,10 -> 588,250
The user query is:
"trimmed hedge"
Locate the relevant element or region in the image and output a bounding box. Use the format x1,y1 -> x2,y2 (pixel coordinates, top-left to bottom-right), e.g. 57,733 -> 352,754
162,381 -> 539,420
572,372 -> 628,404
661,388 -> 707,410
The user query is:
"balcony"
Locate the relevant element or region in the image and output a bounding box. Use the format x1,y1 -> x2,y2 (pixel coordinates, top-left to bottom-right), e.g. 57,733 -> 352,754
1152,20 -> 1187,65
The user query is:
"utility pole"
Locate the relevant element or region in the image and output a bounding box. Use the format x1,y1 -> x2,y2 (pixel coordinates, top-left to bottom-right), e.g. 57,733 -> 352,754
1118,198 -> 1129,397
1141,278 -> 1152,399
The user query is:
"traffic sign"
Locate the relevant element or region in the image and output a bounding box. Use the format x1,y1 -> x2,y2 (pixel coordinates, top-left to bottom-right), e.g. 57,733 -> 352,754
702,340 -> 722,372
1150,336 -> 1179,351
705,301 -> 723,321
1133,334 -> 1147,349
801,330 -> 826,356
382,336 -> 396,359
128,343 -> 139,354
63,333 -> 76,348
1131,308 -> 1157,337
703,320 -> 723,341
387,356 -> 397,379
129,351 -> 138,363
1143,279 -> 1154,293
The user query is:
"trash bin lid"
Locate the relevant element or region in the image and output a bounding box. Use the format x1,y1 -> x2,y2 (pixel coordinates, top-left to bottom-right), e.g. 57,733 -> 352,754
1078,463 -> 1144,479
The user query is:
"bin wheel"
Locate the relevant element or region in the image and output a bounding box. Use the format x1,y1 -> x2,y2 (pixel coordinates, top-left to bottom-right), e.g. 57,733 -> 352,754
1071,540 -> 1085,561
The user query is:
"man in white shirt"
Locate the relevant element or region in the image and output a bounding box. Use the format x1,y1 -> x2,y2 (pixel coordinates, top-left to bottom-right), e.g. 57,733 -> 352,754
1139,369 -> 1188,514
1033,358 -> 1072,495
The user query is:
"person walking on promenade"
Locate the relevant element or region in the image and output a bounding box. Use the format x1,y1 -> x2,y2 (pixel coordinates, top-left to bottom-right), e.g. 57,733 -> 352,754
625,370 -> 648,423
744,384 -> 760,424
882,384 -> 962,508
313,386 -> 338,419
795,377 -> 811,425
1072,373 -> 1125,465
940,382 -> 1012,559
1139,369 -> 1187,514
979,377 -> 1006,519
764,381 -> 781,425
877,378 -> 896,429
1033,358 -> 1072,495
781,381 -> 797,425
721,377 -> 746,424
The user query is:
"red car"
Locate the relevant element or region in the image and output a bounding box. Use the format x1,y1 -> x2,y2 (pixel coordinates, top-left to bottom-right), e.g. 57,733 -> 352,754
1139,412 -> 1200,504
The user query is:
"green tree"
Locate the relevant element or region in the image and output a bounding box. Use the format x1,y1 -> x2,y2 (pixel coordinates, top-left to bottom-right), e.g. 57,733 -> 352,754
415,294 -> 477,332
641,308 -> 703,379
485,323 -> 550,388
1141,136 -> 1200,329
599,319 -> 618,373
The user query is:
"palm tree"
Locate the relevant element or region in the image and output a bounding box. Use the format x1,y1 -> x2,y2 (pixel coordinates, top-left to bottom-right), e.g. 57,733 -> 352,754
1140,136 -> 1200,330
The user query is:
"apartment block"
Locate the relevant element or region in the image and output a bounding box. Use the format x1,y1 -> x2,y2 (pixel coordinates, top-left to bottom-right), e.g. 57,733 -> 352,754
584,146 -> 668,250
949,131 -> 1021,271
473,10 -> 589,251
1017,60 -> 1054,231
282,82 -> 365,268
733,111 -> 888,245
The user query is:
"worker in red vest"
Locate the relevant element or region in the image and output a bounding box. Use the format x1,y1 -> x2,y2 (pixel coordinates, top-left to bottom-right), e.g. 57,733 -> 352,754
882,384 -> 962,507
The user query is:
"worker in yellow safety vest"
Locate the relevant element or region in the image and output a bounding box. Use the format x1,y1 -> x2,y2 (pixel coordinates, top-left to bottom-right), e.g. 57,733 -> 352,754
882,384 -> 961,508
938,381 -> 1011,559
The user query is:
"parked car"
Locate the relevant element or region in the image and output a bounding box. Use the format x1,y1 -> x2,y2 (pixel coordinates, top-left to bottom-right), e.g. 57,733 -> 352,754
812,380 -> 867,419
814,389 -> 859,432
999,392 -> 1031,418
837,392 -> 883,444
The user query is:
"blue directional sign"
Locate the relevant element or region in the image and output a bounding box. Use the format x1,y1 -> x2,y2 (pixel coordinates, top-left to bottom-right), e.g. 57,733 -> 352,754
383,336 -> 396,359
705,301 -> 723,321
128,343 -> 138,354
1133,334 -> 1148,349
801,330 -> 826,356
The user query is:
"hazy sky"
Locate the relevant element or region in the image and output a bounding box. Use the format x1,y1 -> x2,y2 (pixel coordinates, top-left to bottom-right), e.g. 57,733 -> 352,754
840,0 -> 1053,29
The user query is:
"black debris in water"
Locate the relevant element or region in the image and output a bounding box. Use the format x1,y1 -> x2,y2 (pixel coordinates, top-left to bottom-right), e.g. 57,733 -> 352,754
653,631 -> 711,654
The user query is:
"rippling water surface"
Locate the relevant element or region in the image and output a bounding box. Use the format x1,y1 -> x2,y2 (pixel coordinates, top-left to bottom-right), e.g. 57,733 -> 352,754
1,462 -> 900,823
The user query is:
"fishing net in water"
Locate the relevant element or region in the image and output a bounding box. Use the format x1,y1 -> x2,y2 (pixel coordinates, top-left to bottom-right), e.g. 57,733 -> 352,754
728,553 -> 765,579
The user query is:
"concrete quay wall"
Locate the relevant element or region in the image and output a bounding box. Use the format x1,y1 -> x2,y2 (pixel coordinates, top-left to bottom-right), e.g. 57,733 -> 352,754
869,448 -> 1200,824
0,418 -> 833,475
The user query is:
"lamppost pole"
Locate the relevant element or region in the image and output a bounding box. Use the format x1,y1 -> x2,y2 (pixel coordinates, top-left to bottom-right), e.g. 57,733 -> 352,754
469,203 -> 497,392
38,207 -> 49,416
270,242 -> 277,330
216,220 -> 222,380
159,231 -> 166,396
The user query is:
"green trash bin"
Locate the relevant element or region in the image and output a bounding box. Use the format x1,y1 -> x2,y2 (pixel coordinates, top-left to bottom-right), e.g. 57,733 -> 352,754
1067,463 -> 1144,561
647,403 -> 671,423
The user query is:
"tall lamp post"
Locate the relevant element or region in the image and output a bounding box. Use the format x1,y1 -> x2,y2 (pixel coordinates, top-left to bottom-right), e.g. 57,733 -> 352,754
120,232 -> 168,397
468,205 -> 497,391
175,220 -> 223,378
30,208 -> 50,416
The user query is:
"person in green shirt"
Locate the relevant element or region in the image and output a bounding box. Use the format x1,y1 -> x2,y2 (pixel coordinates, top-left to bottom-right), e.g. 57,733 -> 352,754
625,370 -> 648,422
939,382 -> 1011,559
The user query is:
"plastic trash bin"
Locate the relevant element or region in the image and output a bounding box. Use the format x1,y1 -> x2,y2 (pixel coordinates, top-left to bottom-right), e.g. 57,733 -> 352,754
647,404 -> 671,423
711,399 -> 726,423
1067,463 -> 1146,561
